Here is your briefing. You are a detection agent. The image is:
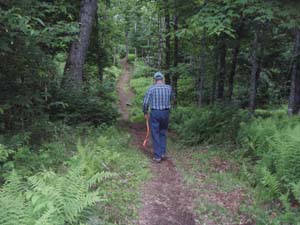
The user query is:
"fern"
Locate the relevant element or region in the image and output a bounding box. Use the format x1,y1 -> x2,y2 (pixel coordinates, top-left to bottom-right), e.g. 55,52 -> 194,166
274,126 -> 300,184
0,127 -> 148,224
279,192 -> 291,212
291,181 -> 300,204
240,162 -> 256,185
0,172 -> 30,225
259,166 -> 280,199
87,171 -> 116,188
0,165 -> 109,225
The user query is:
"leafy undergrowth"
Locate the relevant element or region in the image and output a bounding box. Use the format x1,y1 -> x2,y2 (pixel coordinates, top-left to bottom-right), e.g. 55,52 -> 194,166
0,125 -> 150,225
168,140 -> 296,225
129,61 -> 154,122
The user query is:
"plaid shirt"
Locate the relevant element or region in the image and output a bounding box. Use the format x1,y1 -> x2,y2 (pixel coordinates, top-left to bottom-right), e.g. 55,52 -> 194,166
143,84 -> 172,114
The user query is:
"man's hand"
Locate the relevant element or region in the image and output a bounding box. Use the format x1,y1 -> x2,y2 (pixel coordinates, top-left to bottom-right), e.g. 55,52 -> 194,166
144,114 -> 149,120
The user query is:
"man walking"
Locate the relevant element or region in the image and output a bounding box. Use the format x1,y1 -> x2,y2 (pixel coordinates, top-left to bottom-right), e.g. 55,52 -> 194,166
143,72 -> 172,163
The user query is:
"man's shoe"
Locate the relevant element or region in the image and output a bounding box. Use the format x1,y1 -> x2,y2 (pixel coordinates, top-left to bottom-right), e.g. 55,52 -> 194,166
152,157 -> 162,163
161,155 -> 167,160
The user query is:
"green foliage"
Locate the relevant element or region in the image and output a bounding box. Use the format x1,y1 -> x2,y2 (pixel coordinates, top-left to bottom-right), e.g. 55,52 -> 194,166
171,106 -> 249,145
238,114 -> 300,204
50,82 -> 119,126
258,166 -> 280,199
130,77 -> 152,122
0,168 -> 106,225
130,61 -> 154,122
176,77 -> 197,106
0,1 -> 121,132
0,123 -> 80,182
275,126 -> 300,183
291,181 -> 300,204
0,144 -> 11,163
133,60 -> 156,78
0,1 -> 79,131
0,126 -> 150,224
104,66 -> 122,80
127,54 -> 136,64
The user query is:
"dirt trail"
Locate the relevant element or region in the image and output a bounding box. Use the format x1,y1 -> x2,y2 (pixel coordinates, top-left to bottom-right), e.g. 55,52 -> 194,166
117,61 -> 197,225
117,59 -> 134,121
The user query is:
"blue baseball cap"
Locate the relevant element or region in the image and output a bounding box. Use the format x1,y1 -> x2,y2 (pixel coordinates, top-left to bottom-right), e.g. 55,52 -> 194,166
153,72 -> 164,80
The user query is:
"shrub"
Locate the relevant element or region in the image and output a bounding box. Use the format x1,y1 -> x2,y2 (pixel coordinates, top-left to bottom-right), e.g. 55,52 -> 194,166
127,54 -> 136,64
49,82 -> 119,126
177,77 -> 197,106
104,66 -> 121,80
133,60 -> 155,78
254,107 -> 287,119
130,74 -> 153,122
171,106 -> 249,145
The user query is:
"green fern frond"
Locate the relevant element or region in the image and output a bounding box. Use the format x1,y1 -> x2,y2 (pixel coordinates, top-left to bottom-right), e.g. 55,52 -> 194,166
260,167 -> 280,198
88,171 -> 116,188
291,181 -> 300,204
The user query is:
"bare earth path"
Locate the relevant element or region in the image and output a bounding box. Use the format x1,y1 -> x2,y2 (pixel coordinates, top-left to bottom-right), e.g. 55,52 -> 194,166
117,61 -> 198,225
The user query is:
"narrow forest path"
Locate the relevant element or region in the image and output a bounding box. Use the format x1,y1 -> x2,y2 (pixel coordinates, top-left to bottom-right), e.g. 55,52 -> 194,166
117,60 -> 198,225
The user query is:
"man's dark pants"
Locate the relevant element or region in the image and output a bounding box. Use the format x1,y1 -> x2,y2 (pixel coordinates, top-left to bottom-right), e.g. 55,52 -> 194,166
150,109 -> 169,159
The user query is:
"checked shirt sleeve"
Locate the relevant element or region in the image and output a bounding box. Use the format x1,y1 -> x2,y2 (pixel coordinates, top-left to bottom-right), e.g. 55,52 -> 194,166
143,87 -> 152,114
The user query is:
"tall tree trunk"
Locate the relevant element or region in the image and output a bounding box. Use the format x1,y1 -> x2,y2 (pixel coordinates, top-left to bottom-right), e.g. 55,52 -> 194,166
95,6 -> 103,82
157,16 -> 163,70
146,39 -> 150,65
164,0 -> 171,84
62,0 -> 98,88
227,43 -> 240,102
217,35 -> 227,102
211,42 -> 219,104
288,28 -> 300,116
125,31 -> 129,62
227,24 -> 243,102
249,28 -> 259,114
172,14 -> 179,105
197,33 -> 206,107
134,22 -> 137,61
113,47 -> 117,66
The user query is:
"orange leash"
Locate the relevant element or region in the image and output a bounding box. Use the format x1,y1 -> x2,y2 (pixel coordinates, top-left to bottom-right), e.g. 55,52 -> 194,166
142,116 -> 150,148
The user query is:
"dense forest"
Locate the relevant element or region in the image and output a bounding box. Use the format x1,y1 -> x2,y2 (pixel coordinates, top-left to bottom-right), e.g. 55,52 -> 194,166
1,0 -> 300,224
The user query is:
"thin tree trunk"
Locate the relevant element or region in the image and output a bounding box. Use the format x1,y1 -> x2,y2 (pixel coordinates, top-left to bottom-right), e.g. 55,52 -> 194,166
113,47 -> 117,66
134,22 -> 137,61
62,0 -> 98,88
172,14 -> 179,105
217,35 -> 227,102
227,20 -> 244,102
146,38 -> 150,65
249,28 -> 259,114
288,28 -> 300,115
95,6 -> 103,82
125,31 -> 129,62
211,42 -> 219,104
227,30 -> 243,101
158,16 -> 163,70
227,44 -> 240,102
164,0 -> 171,84
197,34 -> 206,107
